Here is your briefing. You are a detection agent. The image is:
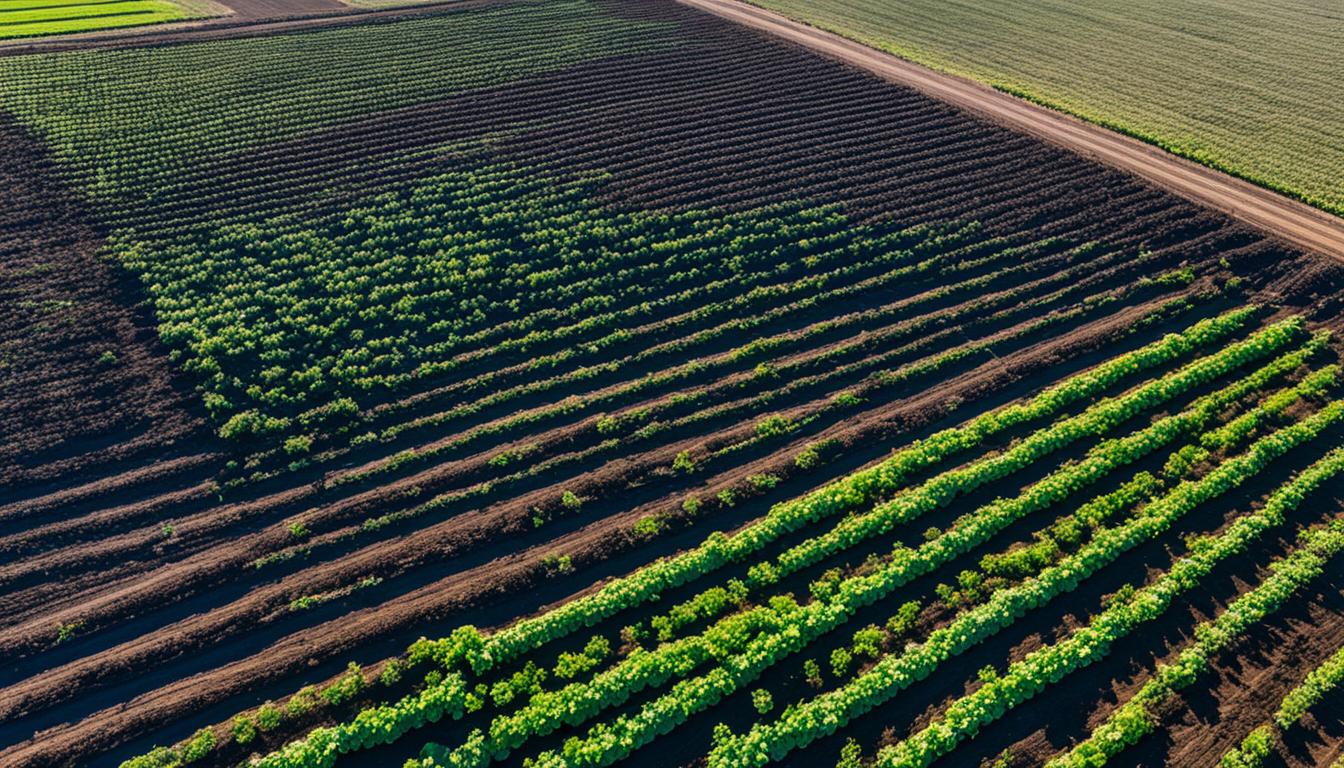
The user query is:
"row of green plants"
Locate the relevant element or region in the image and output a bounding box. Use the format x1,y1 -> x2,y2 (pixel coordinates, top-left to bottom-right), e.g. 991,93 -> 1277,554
413,340 -> 1328,768
418,384 -> 1229,767
414,309 -> 1263,674
533,451 -> 1224,764
250,290 -> 1016,568
140,169 -> 1093,466
1202,365 -> 1340,452
254,284 -> 1089,578
126,170 -> 926,442
873,410 -> 1344,768
1044,447 -> 1344,768
262,210 -> 1125,480
665,327 -> 1323,643
498,330 -> 1331,701
218,227 -> 1077,491
679,405 -> 1155,648
128,308 -> 1258,768
696,282 -> 1158,469
561,278 -> 1156,525
708,393 -> 1343,768
250,290 -> 1201,598
327,226 -> 1022,483
758,319 -> 1311,582
422,388 -> 1215,768
399,250 -> 1133,506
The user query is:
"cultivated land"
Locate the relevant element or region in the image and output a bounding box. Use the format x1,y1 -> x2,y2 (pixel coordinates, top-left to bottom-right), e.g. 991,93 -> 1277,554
1,2 -> 1343,768
745,0 -> 1344,219
0,0 -> 203,39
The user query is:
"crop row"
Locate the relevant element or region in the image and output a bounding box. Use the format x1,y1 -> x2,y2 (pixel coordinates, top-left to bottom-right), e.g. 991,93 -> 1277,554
413,309 -> 1260,673
418,358 -> 1283,768
232,268 -> 1176,586
872,408 -> 1344,768
309,230 -> 1072,485
1044,446 -> 1344,767
671,337 -> 1331,649
239,310 -> 1287,767
465,363 -> 1340,768
6,290 -> 1212,738
301,276 -> 1178,562
707,391 -> 1344,768
328,233 -> 1102,489
125,161 -> 1093,461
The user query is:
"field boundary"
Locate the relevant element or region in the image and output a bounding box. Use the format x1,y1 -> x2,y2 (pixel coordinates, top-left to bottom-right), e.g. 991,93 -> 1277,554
678,0 -> 1344,264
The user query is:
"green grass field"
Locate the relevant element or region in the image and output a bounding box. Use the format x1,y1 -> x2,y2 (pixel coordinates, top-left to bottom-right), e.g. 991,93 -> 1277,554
0,0 -> 197,39
748,0 -> 1344,218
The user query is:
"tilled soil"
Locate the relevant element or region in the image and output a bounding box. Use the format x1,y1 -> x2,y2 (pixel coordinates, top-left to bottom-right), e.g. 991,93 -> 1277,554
1135,578 -> 1344,768
0,117 -> 207,496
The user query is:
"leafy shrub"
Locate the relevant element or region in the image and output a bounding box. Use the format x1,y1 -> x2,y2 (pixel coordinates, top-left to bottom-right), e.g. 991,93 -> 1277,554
673,450 -> 695,473
750,689 -> 773,714
830,648 -> 852,678
755,414 -> 795,438
232,715 -> 257,745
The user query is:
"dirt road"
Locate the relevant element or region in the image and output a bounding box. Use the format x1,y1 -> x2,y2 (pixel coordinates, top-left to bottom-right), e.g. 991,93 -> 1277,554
679,0 -> 1344,264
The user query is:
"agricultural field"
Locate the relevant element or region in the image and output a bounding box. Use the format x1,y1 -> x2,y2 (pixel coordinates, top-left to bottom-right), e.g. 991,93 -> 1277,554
0,0 -> 205,39
0,2 -> 1343,768
745,0 -> 1344,217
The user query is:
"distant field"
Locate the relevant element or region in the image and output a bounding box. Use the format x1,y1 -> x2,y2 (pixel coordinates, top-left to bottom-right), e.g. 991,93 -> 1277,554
0,0 -> 200,39
747,0 -> 1344,217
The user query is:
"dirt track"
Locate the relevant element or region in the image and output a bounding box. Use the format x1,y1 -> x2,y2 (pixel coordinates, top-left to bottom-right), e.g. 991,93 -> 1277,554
678,0 -> 1344,265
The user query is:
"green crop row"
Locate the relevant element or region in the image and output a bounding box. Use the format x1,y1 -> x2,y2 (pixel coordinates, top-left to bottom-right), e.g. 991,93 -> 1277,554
238,310 -> 1257,768
710,398 -> 1344,768
427,375 -> 1238,767
413,309 -> 1260,675
754,319 -> 1312,584
876,411 -> 1344,768
419,335 -> 1325,768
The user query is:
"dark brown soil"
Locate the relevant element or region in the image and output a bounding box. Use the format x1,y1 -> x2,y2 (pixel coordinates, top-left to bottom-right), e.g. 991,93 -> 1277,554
1134,581 -> 1344,768
0,116 -> 208,496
